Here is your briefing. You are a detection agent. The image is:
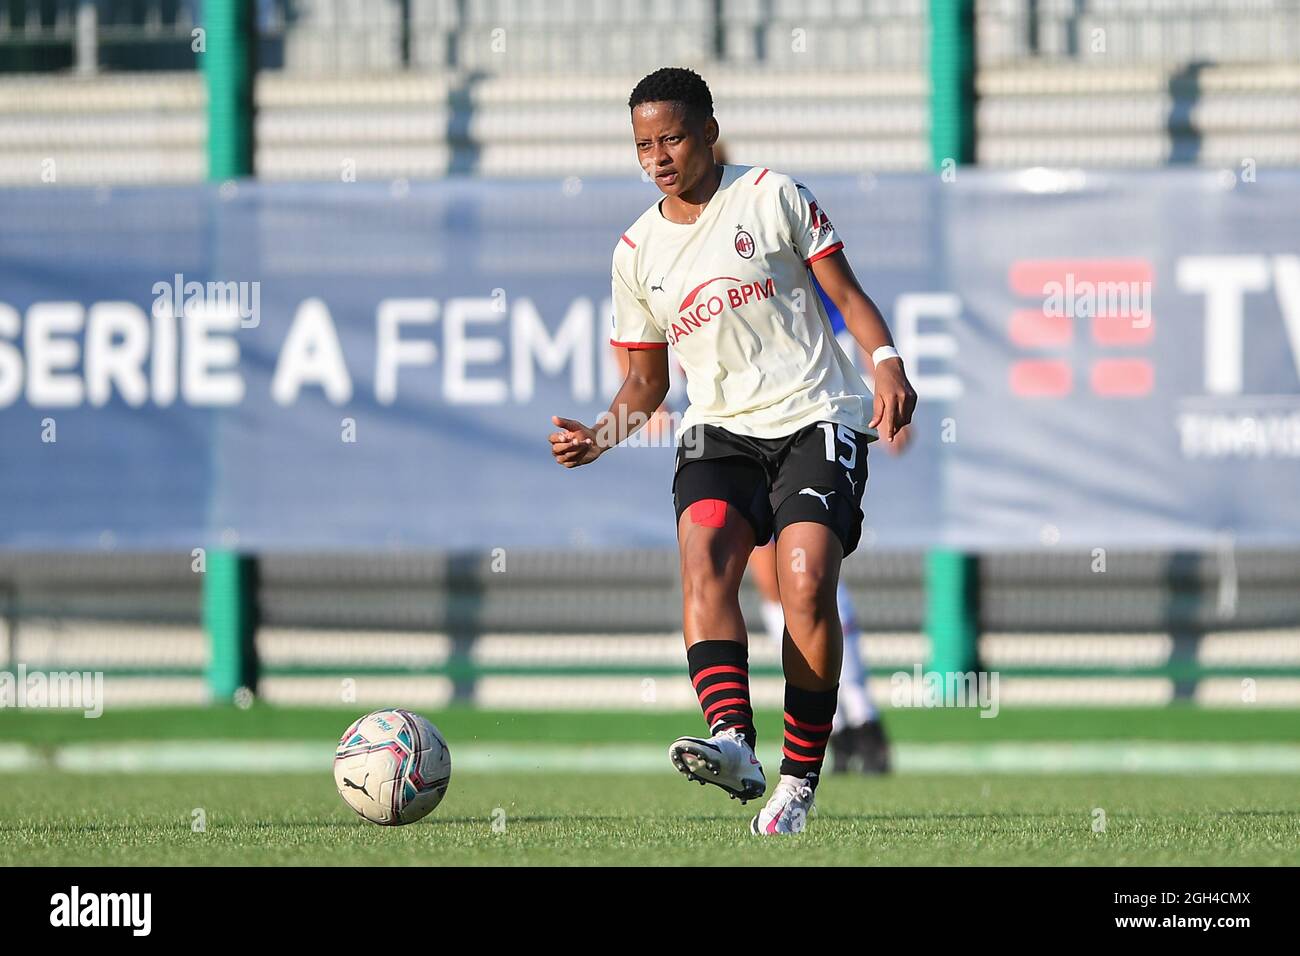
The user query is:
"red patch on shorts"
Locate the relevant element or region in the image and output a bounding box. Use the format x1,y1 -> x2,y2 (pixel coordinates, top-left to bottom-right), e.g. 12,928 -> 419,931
688,499 -> 728,528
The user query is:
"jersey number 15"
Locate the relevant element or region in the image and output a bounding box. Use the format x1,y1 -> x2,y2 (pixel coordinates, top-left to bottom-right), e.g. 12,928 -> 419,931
818,422 -> 857,469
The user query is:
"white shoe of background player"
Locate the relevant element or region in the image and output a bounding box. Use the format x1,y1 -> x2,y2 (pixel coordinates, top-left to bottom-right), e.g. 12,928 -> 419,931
749,772 -> 818,835
668,727 -> 766,803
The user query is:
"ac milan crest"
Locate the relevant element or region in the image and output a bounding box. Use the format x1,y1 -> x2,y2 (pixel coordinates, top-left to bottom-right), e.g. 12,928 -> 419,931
734,228 -> 755,259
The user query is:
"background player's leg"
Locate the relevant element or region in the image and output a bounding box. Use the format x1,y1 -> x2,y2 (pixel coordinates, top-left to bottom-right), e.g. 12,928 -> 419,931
835,582 -> 892,773
774,521 -> 844,781
750,541 -> 781,602
836,582 -> 872,724
823,581 -> 865,772
749,542 -> 788,649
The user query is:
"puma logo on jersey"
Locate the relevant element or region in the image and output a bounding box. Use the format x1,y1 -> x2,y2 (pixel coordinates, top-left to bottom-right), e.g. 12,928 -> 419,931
650,276 -> 665,292
846,472 -> 858,494
799,488 -> 835,510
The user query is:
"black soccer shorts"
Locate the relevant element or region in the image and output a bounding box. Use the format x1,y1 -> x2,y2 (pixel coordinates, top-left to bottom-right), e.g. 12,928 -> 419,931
671,421 -> 871,556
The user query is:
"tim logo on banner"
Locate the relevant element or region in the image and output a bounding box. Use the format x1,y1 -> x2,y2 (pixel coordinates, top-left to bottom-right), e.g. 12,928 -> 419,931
1007,259 -> 1154,398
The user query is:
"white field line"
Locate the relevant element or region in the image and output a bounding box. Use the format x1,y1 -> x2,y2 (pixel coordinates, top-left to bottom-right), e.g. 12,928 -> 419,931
2,741 -> 1300,774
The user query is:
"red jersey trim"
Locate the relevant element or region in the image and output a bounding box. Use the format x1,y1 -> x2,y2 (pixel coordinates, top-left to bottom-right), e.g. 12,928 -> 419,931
753,167 -> 769,185
610,339 -> 667,350
620,233 -> 637,249
804,241 -> 844,266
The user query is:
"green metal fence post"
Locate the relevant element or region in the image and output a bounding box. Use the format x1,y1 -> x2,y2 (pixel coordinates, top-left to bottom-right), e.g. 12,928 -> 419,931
929,0 -> 975,170
204,0 -> 254,181
926,0 -> 979,681
926,550 -> 979,681
203,0 -> 257,702
204,550 -> 259,699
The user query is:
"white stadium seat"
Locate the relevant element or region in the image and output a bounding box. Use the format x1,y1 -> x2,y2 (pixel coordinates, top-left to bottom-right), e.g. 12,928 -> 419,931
0,0 -> 1295,181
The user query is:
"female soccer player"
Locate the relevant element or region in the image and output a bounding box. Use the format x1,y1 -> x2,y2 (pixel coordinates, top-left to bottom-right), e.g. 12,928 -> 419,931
549,67 -> 916,834
606,316 -> 895,776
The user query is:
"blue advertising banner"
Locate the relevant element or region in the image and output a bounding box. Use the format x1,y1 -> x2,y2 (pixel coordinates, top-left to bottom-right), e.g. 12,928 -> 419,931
0,170 -> 1297,551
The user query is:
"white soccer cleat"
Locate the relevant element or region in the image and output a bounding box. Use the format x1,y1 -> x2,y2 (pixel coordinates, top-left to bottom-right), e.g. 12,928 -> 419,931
749,772 -> 818,835
668,727 -> 766,803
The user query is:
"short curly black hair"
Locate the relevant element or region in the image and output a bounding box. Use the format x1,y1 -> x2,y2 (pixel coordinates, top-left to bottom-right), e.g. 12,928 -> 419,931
628,67 -> 713,122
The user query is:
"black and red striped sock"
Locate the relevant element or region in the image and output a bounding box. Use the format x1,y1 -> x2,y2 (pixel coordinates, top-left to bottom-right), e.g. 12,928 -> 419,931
780,683 -> 838,780
687,640 -> 756,750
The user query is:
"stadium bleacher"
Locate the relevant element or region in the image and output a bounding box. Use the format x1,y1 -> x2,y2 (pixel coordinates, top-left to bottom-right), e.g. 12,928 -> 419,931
4,0 -> 1296,185
3,549 -> 1298,708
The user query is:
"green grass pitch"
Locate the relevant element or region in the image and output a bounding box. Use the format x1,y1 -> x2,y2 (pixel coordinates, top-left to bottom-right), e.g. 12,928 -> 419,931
3,772 -> 1298,866
1,706 -> 1298,866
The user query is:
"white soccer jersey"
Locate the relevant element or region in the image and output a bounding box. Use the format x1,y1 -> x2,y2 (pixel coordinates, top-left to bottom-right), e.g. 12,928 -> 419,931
610,164 -> 877,442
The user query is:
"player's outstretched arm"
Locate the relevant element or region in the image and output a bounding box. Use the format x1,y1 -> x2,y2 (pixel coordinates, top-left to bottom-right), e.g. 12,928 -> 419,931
550,347 -> 670,469
810,250 -> 917,444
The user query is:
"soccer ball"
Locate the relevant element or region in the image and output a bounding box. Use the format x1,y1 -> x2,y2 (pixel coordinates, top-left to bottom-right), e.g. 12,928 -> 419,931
333,709 -> 451,826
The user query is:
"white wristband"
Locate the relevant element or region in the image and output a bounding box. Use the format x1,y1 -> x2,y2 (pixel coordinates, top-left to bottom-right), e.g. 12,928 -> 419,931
872,345 -> 901,368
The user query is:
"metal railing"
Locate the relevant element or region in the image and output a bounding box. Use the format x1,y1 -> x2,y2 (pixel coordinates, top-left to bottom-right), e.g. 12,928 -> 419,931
0,0 -> 198,73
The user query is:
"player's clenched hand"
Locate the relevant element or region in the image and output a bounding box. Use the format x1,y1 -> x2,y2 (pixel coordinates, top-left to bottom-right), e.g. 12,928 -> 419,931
869,359 -> 917,445
549,415 -> 603,468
